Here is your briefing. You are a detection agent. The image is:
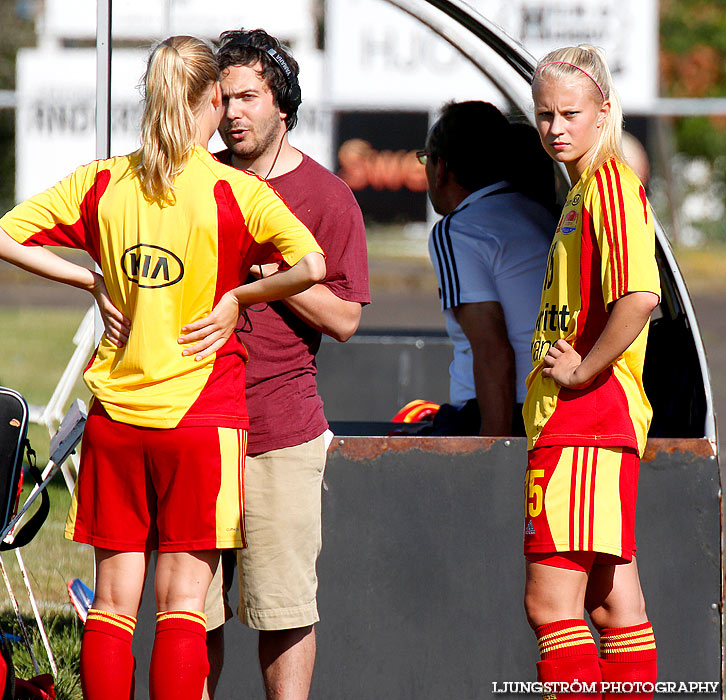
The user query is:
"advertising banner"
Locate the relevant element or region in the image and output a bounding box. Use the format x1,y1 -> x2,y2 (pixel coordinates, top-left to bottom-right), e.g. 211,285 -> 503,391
326,0 -> 657,111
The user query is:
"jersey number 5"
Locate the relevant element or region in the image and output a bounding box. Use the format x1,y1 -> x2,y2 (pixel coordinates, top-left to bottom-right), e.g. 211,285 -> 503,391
525,469 -> 545,518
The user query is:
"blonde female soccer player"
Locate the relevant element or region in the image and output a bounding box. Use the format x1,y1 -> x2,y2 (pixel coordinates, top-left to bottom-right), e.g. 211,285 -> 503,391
523,46 -> 659,699
0,36 -> 324,700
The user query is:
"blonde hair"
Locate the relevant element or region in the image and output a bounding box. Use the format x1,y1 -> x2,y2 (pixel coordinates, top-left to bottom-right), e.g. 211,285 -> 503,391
532,45 -> 624,176
134,36 -> 219,203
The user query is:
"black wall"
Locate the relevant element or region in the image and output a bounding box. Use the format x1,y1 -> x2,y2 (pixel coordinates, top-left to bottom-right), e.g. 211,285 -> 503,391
132,436 -> 722,699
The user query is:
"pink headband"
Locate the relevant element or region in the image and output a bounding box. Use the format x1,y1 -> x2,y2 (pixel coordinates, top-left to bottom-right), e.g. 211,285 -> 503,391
534,61 -> 605,101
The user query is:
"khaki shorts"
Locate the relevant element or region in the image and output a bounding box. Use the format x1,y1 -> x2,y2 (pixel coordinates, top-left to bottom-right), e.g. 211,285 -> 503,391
205,432 -> 327,631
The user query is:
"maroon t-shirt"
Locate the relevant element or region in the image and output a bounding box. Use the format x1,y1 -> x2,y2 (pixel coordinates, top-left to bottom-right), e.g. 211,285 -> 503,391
215,150 -> 370,454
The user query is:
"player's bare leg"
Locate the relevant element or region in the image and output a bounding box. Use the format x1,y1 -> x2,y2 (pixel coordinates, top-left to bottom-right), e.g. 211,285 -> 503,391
259,625 -> 316,700
524,560 -> 600,697
81,549 -> 149,699
586,557 -> 656,699
524,560 -> 588,628
93,549 -> 149,616
155,550 -> 219,612
585,557 -> 648,630
151,550 -> 219,700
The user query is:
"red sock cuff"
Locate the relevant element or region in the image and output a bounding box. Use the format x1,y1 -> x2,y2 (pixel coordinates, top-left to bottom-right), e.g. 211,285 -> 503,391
600,622 -> 656,662
84,609 -> 136,643
536,619 -> 598,660
155,610 -> 207,637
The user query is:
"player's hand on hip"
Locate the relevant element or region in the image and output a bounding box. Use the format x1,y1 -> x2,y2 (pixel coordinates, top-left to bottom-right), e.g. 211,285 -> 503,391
541,339 -> 593,389
178,291 -> 242,362
90,271 -> 130,348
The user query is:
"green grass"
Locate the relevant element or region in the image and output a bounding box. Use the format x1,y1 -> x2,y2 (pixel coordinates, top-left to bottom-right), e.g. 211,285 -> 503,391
1,611 -> 82,700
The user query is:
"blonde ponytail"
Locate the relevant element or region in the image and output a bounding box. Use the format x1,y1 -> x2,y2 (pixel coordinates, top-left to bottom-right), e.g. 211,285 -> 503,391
134,36 -> 218,203
532,45 -> 625,176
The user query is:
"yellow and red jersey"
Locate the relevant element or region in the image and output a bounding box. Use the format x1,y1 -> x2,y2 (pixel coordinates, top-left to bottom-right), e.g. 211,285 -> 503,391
0,146 -> 322,429
524,159 -> 660,456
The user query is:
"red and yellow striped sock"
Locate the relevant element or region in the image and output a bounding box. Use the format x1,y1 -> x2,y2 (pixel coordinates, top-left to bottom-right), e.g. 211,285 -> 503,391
536,619 -> 602,699
599,622 -> 657,699
80,608 -> 137,700
149,610 -> 209,700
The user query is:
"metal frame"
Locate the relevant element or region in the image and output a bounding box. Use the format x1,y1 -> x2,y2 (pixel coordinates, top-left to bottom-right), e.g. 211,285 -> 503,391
96,0 -> 112,160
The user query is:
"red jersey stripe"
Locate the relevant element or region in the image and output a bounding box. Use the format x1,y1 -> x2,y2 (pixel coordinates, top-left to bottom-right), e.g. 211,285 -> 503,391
639,185 -> 649,225
612,163 -> 630,293
579,446 -> 589,551
609,162 -> 627,296
588,447 -> 598,550
595,170 -> 619,297
569,447 -> 579,550
602,162 -> 624,297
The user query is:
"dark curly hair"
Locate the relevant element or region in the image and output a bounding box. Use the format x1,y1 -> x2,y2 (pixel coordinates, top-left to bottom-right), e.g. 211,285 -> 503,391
217,28 -> 301,130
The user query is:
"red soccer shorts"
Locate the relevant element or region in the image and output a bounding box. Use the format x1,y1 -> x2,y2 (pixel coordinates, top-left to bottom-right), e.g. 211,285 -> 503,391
523,445 -> 639,565
65,403 -> 246,552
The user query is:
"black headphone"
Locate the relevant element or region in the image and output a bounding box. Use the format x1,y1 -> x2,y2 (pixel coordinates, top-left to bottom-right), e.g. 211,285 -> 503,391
262,46 -> 302,112
224,36 -> 302,114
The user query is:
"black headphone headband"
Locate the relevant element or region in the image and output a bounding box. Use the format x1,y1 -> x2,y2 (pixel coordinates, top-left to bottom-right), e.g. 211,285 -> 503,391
224,37 -> 301,111
263,47 -> 294,84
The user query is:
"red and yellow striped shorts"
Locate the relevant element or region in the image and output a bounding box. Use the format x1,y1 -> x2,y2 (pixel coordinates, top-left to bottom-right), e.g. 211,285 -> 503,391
523,445 -> 639,564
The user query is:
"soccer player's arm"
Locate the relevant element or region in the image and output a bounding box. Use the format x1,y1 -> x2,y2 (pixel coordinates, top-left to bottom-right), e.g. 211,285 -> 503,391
453,301 -> 515,436
250,202 -> 366,342
542,293 -> 658,389
0,168 -> 130,346
542,168 -> 660,388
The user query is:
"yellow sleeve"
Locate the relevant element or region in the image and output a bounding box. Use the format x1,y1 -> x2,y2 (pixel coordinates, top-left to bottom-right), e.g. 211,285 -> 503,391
587,161 -> 660,307
236,179 -> 323,265
0,161 -> 103,249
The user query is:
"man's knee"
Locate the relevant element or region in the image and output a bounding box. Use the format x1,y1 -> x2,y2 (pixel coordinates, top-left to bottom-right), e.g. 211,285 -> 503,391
259,626 -> 316,661
260,625 -> 314,640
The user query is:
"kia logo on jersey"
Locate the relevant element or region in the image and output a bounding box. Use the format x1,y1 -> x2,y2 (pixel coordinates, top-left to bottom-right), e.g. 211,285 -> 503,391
121,244 -> 184,288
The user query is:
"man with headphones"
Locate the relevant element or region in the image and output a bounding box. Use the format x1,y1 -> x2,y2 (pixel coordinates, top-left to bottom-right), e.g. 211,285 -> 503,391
202,28 -> 370,700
